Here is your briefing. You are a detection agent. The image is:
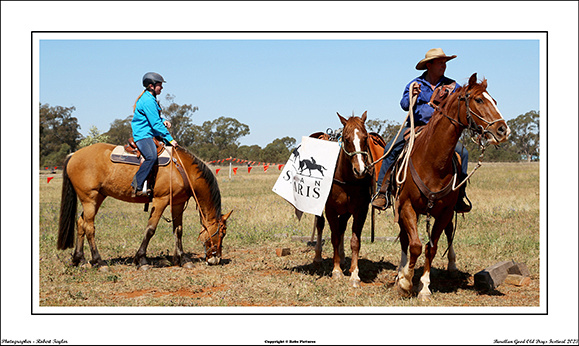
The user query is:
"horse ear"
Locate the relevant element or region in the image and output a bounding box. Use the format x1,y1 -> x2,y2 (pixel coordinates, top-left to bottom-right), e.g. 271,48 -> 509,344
337,112 -> 348,126
481,78 -> 487,89
361,111 -> 367,123
468,73 -> 478,88
222,210 -> 233,221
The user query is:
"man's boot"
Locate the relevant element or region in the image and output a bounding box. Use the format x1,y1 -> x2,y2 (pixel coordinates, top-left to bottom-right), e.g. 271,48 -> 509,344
372,180 -> 391,210
455,177 -> 471,213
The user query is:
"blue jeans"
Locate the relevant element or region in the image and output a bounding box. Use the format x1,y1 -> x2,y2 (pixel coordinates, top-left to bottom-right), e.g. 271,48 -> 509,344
376,126 -> 469,189
132,137 -> 158,191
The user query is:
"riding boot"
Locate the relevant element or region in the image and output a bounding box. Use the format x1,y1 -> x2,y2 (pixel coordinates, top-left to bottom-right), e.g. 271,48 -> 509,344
455,176 -> 472,213
371,179 -> 391,210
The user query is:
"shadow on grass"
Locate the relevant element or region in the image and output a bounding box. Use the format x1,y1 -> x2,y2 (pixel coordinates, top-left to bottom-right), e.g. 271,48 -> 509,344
289,257 -> 397,283
289,257 -> 488,297
105,252 -> 234,268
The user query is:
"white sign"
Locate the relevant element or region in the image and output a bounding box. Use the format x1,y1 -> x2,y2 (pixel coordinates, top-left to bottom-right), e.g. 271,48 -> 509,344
272,136 -> 340,217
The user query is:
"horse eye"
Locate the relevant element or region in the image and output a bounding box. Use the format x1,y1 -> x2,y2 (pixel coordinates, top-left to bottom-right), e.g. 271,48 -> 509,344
475,98 -> 484,104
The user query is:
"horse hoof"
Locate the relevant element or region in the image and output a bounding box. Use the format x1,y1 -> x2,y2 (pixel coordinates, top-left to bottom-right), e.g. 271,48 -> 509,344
350,279 -> 361,288
332,270 -> 344,280
418,293 -> 432,302
158,258 -> 172,267
138,264 -> 152,271
182,262 -> 194,269
396,284 -> 412,298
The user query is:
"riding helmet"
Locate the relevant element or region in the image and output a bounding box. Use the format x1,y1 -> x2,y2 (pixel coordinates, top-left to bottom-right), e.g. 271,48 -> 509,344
142,72 -> 166,87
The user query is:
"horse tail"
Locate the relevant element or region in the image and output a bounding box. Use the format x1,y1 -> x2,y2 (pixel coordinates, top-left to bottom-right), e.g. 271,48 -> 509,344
57,154 -> 77,250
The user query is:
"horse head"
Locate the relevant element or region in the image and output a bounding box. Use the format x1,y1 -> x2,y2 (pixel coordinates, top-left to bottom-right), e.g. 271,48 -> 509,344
200,209 -> 233,265
337,111 -> 371,179
458,73 -> 511,145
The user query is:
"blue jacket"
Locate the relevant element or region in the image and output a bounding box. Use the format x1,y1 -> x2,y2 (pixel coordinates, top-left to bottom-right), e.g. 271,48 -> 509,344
400,72 -> 460,126
131,91 -> 174,143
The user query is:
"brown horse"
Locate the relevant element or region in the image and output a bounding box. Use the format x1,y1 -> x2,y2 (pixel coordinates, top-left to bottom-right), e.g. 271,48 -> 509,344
313,111 -> 373,287
390,73 -> 510,300
57,143 -> 232,270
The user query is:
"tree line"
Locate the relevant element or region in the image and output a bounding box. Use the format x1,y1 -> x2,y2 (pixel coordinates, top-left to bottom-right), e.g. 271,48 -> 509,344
39,95 -> 539,168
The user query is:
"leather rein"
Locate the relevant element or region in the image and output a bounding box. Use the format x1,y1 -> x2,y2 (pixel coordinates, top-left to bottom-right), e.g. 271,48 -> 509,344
168,148 -> 222,257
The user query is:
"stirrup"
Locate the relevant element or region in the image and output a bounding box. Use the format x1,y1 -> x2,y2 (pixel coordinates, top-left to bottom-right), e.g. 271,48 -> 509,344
455,195 -> 472,213
371,192 -> 390,210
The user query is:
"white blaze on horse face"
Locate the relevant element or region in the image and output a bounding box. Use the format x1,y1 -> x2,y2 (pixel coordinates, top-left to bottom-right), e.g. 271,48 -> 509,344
353,129 -> 366,173
483,92 -> 504,119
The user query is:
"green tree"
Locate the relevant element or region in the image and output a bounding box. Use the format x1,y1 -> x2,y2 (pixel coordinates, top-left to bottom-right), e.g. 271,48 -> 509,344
366,118 -> 401,142
237,145 -> 263,162
40,103 -> 81,165
261,136 -> 296,163
105,116 -> 133,145
79,126 -> 110,148
507,110 -> 540,162
190,116 -> 250,157
42,143 -> 71,168
161,94 -> 198,146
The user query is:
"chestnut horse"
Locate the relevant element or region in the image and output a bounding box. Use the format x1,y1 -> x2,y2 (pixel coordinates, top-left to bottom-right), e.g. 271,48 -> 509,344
313,111 -> 373,287
57,143 -> 232,270
391,73 -> 510,300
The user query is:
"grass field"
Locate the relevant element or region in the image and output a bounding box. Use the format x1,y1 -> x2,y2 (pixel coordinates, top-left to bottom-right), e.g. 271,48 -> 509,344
36,161 -> 541,309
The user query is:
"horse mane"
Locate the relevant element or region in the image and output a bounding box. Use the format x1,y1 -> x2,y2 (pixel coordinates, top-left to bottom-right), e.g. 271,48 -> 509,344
174,146 -> 222,219
419,79 -> 486,144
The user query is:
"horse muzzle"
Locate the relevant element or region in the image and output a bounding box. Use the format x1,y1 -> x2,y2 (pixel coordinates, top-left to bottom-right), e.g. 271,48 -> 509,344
206,256 -> 221,265
485,121 -> 511,145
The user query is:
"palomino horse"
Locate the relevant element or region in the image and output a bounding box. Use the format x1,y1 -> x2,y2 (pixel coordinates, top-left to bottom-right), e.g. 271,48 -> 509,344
391,73 -> 510,300
313,111 -> 373,287
57,143 -> 232,270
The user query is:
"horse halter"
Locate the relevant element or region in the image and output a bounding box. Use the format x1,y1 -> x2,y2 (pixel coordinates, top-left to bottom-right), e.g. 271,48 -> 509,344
339,128 -> 371,158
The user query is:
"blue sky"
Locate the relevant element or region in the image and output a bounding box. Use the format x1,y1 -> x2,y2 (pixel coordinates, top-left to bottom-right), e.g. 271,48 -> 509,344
39,36 -> 540,147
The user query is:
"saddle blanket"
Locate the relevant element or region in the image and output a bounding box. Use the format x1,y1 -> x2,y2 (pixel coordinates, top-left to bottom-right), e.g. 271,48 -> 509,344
272,136 -> 340,217
110,145 -> 173,166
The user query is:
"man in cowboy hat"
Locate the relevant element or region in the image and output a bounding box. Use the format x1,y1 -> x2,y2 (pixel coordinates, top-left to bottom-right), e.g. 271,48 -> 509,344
372,48 -> 471,213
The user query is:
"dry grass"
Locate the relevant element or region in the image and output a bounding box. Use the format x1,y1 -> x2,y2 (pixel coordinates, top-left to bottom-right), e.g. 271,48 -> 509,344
37,162 -> 541,309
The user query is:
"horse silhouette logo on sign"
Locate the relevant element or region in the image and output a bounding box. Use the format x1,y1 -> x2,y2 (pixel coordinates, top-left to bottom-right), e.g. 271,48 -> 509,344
298,157 -> 327,178
290,145 -> 301,163
273,136 -> 340,217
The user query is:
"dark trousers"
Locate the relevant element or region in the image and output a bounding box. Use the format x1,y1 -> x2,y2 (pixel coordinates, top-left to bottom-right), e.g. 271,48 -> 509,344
131,137 -> 158,191
376,126 -> 469,189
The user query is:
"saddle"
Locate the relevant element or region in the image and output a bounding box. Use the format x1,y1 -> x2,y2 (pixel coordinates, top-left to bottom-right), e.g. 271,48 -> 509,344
123,137 -> 166,158
110,138 -> 172,166
429,82 -> 457,107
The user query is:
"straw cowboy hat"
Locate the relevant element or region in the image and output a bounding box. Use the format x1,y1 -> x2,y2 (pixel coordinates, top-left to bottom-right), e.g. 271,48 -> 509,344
416,48 -> 457,70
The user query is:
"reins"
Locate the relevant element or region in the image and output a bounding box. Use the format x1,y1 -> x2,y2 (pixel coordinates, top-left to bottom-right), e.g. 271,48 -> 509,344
170,147 -> 222,254
368,82 -> 419,187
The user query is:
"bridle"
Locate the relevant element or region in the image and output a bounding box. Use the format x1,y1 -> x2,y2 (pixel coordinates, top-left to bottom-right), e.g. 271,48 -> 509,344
442,89 -> 505,147
171,147 -> 224,260
198,218 -> 224,258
